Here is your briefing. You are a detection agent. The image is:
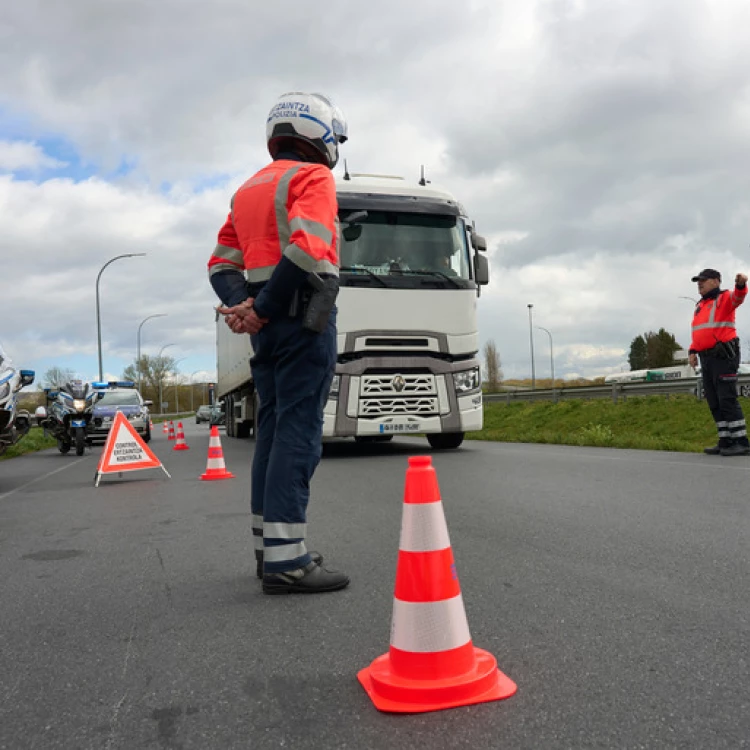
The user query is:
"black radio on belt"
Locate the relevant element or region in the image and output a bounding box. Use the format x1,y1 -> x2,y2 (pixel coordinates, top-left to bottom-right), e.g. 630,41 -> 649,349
709,338 -> 738,360
301,273 -> 339,333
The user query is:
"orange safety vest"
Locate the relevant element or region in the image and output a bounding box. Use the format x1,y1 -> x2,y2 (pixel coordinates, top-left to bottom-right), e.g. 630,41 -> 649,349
208,160 -> 339,283
690,287 -> 747,352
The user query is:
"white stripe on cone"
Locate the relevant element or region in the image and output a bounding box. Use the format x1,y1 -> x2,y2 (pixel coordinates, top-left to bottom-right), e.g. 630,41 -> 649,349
391,594 -> 472,652
399,502 -> 452,552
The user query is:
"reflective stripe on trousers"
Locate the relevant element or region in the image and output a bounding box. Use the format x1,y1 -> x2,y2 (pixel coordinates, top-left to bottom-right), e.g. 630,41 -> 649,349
249,309 -> 337,573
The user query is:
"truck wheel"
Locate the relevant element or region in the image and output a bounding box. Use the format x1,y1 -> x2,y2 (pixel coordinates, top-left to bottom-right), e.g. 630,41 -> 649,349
427,432 -> 465,450
75,427 -> 86,456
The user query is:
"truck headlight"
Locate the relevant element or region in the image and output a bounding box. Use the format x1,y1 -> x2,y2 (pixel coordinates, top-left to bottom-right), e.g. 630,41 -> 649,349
328,374 -> 340,399
73,399 -> 87,411
453,367 -> 481,394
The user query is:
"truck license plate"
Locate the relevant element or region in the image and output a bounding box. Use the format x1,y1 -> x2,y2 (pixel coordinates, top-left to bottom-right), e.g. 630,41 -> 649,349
379,423 -> 420,433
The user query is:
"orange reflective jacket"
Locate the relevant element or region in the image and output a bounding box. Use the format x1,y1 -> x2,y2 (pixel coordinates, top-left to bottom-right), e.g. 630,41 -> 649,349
690,287 -> 747,352
208,160 -> 339,283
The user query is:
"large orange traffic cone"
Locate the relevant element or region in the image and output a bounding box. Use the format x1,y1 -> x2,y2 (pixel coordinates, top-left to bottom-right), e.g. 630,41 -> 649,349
200,425 -> 234,480
357,456 -> 517,713
167,421 -> 176,441
173,422 -> 189,451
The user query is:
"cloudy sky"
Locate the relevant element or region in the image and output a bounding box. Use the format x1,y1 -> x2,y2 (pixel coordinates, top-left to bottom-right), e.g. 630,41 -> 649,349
2,0 -> 750,388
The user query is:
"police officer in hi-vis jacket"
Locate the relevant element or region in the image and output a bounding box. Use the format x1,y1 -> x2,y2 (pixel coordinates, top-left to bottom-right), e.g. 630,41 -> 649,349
208,92 -> 349,593
688,268 -> 750,457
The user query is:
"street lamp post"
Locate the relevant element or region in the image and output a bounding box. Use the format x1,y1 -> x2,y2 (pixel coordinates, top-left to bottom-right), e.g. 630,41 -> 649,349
136,314 -> 167,392
157,344 -> 175,415
96,253 -> 146,380
172,358 -> 187,414
189,370 -> 202,412
527,304 -> 536,390
536,326 -> 556,403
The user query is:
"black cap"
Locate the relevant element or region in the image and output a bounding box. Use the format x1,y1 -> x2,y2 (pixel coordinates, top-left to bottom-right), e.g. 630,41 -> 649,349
691,268 -> 721,282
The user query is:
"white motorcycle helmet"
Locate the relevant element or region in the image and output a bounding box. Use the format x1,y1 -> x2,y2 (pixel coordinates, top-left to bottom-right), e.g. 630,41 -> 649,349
266,92 -> 348,169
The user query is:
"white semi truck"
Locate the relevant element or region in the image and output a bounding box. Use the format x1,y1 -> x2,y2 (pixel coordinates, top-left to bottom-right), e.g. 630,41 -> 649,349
216,173 -> 490,449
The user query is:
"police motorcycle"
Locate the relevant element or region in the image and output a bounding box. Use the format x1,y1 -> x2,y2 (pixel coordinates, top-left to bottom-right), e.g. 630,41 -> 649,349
0,346 -> 35,456
38,379 -> 101,456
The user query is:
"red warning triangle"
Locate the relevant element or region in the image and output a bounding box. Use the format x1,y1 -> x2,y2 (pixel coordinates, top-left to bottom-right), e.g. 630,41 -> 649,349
95,411 -> 170,486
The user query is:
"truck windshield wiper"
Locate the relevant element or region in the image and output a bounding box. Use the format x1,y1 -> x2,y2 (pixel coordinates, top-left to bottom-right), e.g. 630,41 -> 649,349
396,269 -> 462,289
340,267 -> 390,287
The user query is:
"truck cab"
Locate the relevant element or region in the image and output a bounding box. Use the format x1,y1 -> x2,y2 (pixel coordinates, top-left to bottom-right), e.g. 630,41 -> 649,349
331,173 -> 489,448
217,172 -> 490,450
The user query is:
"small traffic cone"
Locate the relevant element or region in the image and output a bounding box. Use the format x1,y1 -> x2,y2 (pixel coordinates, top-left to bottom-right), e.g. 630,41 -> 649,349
167,421 -> 176,441
200,425 -> 234,480
172,422 -> 189,451
162,421 -> 169,434
357,456 -> 516,713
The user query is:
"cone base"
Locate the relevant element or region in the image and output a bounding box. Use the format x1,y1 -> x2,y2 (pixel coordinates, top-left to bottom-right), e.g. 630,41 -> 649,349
357,647 -> 516,713
173,445 -> 190,451
200,470 -> 234,480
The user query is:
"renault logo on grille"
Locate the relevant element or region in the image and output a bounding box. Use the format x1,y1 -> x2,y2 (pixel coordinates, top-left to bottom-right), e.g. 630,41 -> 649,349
391,375 -> 406,392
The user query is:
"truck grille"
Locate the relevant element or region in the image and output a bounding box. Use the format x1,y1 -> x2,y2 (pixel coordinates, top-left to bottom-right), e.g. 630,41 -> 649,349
359,374 -> 438,417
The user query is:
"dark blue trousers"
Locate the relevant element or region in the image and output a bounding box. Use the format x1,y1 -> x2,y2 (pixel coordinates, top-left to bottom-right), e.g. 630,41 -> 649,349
700,350 -> 750,447
249,310 -> 336,574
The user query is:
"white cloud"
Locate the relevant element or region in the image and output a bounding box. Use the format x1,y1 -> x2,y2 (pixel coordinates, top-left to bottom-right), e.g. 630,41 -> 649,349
0,140 -> 66,171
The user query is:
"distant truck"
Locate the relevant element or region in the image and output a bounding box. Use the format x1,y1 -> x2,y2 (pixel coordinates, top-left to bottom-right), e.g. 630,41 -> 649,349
604,362 -> 750,385
604,364 -> 699,384
215,172 -> 490,449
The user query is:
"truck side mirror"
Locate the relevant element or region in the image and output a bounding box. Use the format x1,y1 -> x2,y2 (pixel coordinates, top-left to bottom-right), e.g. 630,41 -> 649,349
471,233 -> 487,252
474,254 -> 489,286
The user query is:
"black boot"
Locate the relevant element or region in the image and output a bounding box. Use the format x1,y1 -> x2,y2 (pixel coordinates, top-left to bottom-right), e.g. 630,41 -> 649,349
256,550 -> 322,579
720,442 -> 750,457
703,444 -> 721,455
262,560 -> 350,595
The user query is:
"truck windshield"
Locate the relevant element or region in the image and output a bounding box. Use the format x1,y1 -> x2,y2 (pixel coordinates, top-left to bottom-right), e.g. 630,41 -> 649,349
339,212 -> 472,285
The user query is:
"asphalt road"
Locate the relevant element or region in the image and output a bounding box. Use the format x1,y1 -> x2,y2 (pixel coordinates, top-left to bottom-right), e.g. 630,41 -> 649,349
1,423 -> 748,749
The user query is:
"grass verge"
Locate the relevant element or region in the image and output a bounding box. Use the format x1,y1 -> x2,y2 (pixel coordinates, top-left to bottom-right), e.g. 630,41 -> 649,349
1,427 -> 57,461
467,394 -> 736,453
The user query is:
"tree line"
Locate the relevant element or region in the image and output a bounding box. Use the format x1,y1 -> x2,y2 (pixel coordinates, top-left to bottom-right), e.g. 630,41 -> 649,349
33,356 -> 210,413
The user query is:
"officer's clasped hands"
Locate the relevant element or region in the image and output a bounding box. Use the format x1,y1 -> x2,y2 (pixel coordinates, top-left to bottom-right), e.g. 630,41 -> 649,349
216,299 -> 268,335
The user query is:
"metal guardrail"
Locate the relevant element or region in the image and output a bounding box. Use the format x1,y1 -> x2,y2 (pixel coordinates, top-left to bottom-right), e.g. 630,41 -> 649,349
484,375 -> 750,404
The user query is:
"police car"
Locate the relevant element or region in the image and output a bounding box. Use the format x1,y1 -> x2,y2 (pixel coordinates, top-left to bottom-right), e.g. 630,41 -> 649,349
89,381 -> 153,443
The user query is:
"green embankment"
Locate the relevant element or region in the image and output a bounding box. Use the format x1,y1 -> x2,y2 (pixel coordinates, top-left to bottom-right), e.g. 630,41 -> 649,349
1,427 -> 57,460
467,394 -> 736,453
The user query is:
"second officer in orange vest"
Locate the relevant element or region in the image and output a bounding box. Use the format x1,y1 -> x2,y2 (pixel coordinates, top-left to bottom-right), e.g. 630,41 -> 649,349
688,268 -> 750,456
